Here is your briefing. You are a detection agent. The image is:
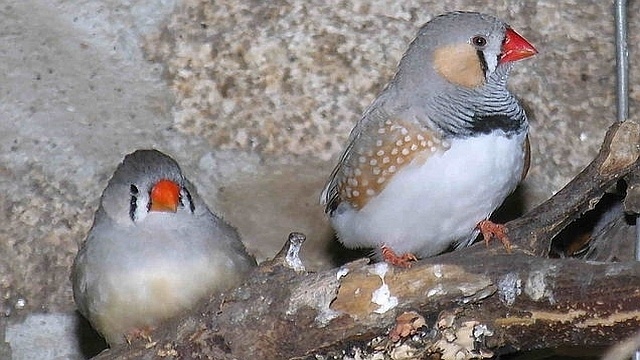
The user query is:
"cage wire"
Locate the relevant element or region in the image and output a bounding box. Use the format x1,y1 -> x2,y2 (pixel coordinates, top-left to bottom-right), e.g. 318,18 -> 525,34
614,0 -> 639,356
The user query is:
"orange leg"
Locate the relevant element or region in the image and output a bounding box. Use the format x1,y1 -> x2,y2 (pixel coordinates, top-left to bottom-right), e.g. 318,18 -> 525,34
381,245 -> 418,268
125,326 -> 154,344
477,220 -> 512,252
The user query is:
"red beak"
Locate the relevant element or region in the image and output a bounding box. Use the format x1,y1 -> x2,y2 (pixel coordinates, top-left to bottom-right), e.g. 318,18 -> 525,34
150,179 -> 180,213
500,27 -> 537,64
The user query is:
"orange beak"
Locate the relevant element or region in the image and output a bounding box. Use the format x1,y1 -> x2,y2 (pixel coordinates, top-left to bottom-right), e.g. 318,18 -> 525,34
499,27 -> 537,64
150,179 -> 180,213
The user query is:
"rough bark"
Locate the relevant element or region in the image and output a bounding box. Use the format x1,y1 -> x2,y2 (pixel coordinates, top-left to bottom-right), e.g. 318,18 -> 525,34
93,121 -> 640,360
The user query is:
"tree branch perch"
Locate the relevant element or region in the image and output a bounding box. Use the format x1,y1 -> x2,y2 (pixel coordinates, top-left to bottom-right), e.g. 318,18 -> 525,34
93,120 -> 640,359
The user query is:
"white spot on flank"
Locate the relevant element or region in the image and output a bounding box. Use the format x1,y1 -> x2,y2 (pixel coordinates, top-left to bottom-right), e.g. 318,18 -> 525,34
410,144 -> 418,151
417,134 -> 425,141
376,139 -> 383,147
366,189 -> 375,196
369,159 -> 378,166
404,135 -> 411,142
377,177 -> 386,184
377,128 -> 386,135
391,148 -> 399,155
358,156 -> 366,164
396,157 -> 404,164
382,157 -> 390,164
430,146 -> 437,152
352,190 -> 360,197
372,167 -> 381,175
354,168 -> 362,176
376,150 -> 385,156
388,165 -> 396,173
395,140 -> 403,147
401,148 -> 410,156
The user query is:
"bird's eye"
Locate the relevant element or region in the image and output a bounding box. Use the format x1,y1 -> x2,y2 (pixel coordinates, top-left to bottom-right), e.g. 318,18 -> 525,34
130,184 -> 139,195
471,35 -> 487,48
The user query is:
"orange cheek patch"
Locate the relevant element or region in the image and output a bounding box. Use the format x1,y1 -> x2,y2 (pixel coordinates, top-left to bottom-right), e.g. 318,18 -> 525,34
150,179 -> 180,213
433,43 -> 485,88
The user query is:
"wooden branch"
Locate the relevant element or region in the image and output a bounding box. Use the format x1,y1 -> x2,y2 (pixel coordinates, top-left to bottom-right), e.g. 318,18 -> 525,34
91,121 -> 640,359
506,120 -> 640,256
94,245 -> 640,359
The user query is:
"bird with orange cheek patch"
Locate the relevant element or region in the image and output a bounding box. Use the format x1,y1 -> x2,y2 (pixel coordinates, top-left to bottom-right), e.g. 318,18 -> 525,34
321,11 -> 537,267
72,149 -> 255,344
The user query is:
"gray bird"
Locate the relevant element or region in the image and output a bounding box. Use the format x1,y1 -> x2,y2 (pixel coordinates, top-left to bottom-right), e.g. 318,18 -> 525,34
320,11 -> 537,267
72,149 -> 255,344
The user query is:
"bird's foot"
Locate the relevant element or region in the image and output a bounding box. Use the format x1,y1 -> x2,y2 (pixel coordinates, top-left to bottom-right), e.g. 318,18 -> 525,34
125,326 -> 154,344
381,245 -> 417,268
477,220 -> 512,252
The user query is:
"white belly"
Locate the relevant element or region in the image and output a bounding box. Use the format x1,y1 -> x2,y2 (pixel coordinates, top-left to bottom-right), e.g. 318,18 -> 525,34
331,132 -> 526,258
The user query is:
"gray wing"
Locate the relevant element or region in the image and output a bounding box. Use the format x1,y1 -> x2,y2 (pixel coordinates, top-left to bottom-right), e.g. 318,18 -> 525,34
319,106 -> 392,214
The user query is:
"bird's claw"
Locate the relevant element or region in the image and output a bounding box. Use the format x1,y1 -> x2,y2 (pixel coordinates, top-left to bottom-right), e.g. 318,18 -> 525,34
381,245 -> 418,268
477,220 -> 512,252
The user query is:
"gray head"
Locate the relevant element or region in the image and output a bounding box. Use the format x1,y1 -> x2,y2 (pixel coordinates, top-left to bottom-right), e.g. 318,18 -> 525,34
98,149 -> 198,225
394,12 -> 528,91
380,11 -> 536,136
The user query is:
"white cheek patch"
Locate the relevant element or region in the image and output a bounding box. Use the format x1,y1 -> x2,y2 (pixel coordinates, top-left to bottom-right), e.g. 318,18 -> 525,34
484,52 -> 498,75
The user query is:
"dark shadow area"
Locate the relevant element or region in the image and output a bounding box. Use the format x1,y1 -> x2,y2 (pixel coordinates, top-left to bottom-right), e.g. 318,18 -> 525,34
492,185 -> 528,224
550,180 -> 636,261
497,345 -> 606,360
74,311 -> 108,359
324,233 -> 372,267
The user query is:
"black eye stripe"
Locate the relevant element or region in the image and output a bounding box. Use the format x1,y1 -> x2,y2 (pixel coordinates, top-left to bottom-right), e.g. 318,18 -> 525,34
476,50 -> 488,76
184,188 -> 195,213
129,184 -> 138,221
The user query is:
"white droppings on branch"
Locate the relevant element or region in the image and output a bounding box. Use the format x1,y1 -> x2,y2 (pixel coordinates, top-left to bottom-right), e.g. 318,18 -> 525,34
433,264 -> 444,278
336,267 -> 350,280
284,232 -> 306,272
427,283 -> 446,297
524,267 -> 556,304
286,271 -> 342,326
370,263 -> 398,314
434,318 -> 493,360
497,272 -> 521,306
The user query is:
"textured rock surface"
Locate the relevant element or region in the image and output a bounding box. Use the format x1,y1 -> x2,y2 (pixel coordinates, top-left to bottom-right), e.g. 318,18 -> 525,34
0,0 -> 638,358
